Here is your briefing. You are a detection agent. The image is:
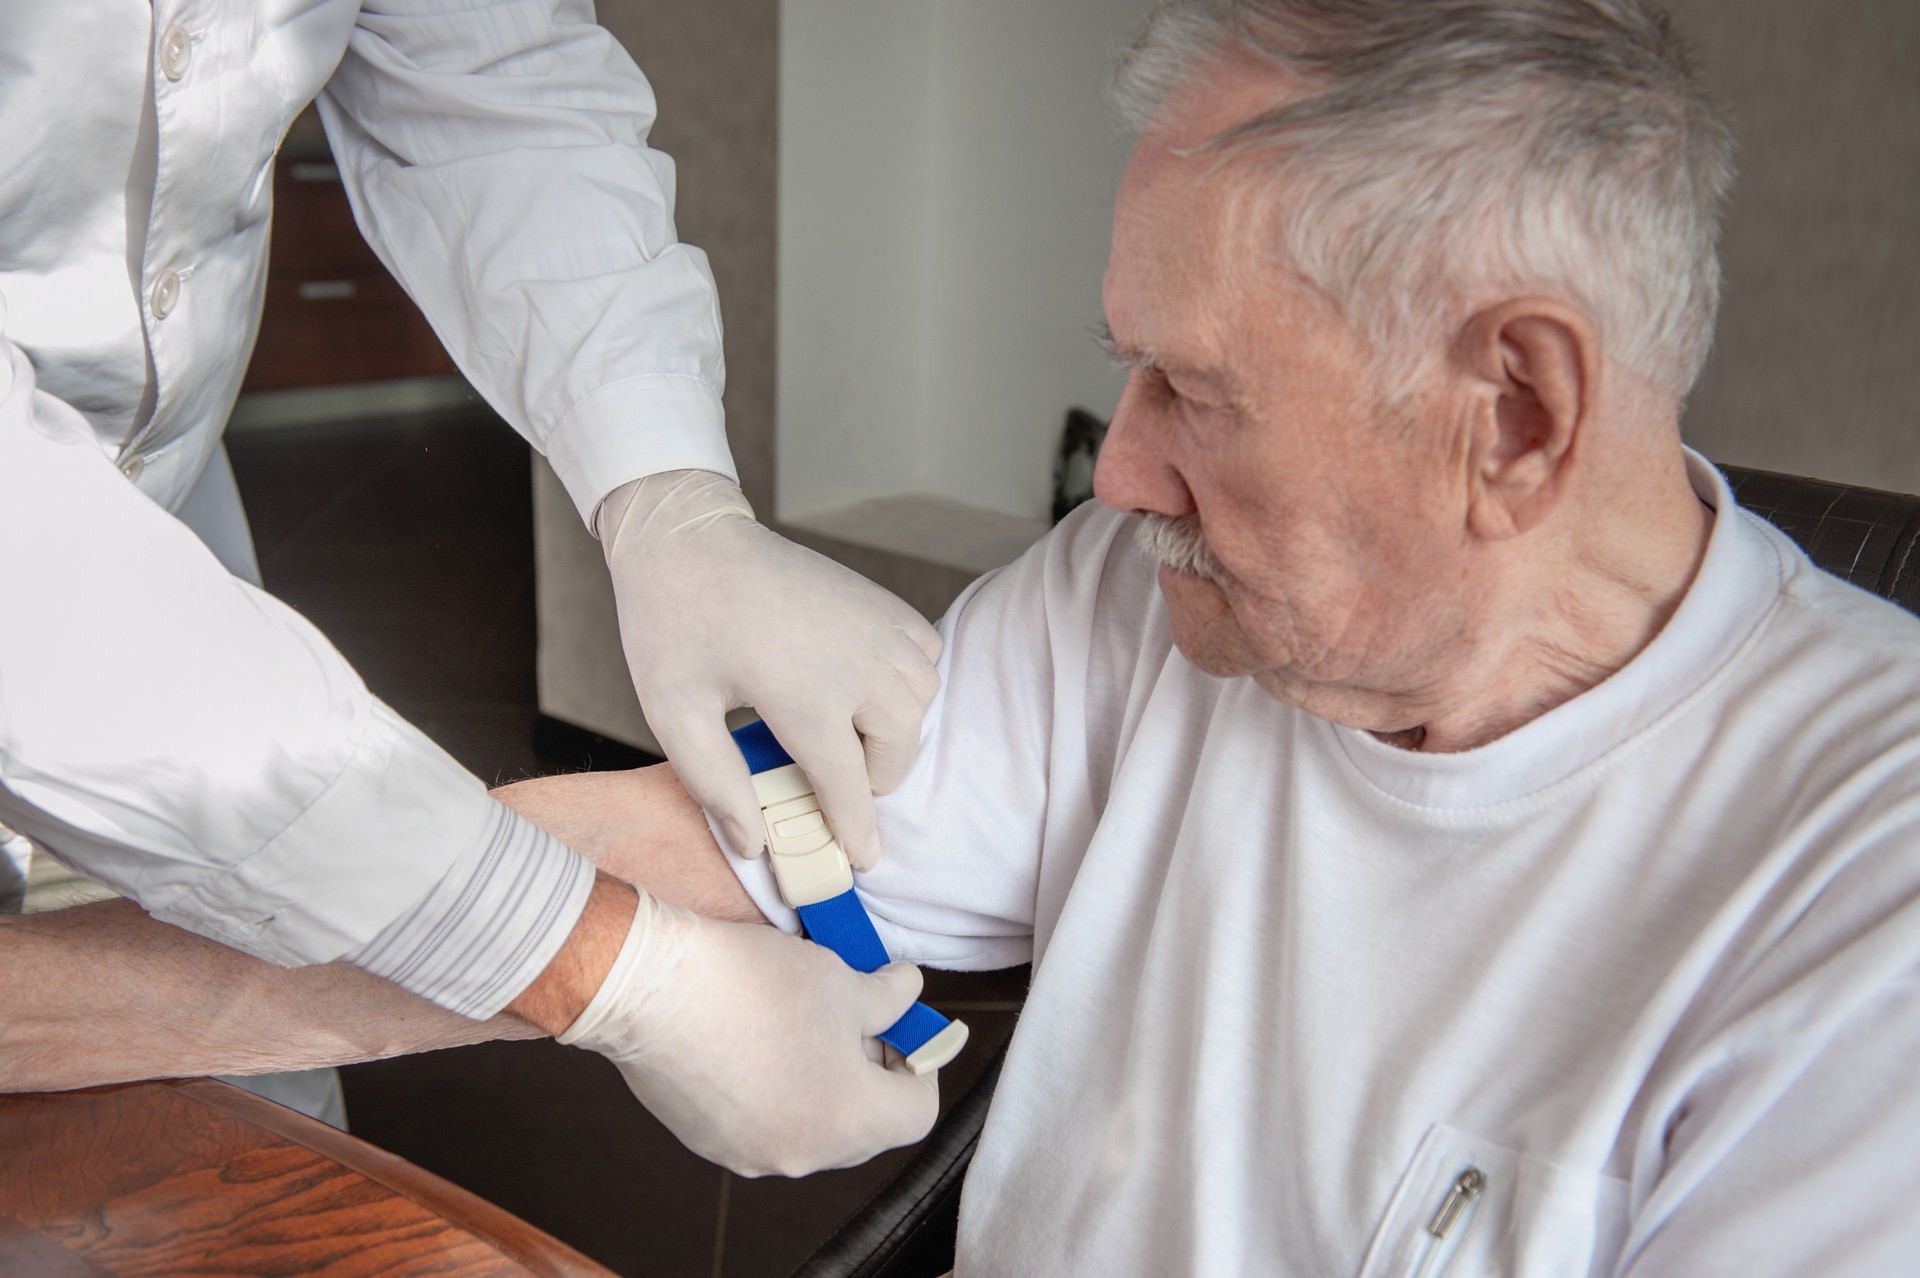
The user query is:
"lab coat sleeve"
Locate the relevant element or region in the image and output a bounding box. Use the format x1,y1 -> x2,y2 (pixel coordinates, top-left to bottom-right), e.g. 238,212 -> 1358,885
0,335 -> 543,973
315,0 -> 733,525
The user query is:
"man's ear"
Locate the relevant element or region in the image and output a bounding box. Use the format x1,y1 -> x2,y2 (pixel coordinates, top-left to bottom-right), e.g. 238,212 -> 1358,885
1452,298 -> 1600,540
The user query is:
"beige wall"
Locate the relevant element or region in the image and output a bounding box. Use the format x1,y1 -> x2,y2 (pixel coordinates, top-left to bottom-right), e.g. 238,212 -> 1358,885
1668,0 -> 1920,492
776,0 -> 1151,526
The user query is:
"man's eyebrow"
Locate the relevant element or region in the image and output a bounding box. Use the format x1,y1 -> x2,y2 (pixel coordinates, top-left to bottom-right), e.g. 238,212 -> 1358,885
1091,320 -> 1154,370
1093,320 -> 1238,399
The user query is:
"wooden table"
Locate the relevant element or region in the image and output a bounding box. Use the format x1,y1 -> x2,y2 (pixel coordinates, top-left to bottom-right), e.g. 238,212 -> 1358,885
0,1077 -> 616,1277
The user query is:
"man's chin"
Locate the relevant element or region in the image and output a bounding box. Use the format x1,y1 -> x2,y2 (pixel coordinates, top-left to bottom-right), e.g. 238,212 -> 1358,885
1156,561 -> 1211,615
1158,566 -> 1251,677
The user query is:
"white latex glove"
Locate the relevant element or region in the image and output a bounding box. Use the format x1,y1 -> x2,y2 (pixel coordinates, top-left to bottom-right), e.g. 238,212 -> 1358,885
598,471 -> 943,871
558,891 -> 940,1177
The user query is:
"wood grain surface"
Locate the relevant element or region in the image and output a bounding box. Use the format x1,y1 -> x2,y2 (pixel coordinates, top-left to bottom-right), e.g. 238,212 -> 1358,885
0,1079 -> 615,1278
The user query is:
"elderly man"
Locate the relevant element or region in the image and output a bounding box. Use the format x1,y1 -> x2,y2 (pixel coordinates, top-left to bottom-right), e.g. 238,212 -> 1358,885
731,2 -> 1919,1270
9,0 -> 1919,1271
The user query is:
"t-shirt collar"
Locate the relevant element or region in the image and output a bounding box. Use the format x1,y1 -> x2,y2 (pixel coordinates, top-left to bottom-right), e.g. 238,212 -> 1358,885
1329,450 -> 1787,810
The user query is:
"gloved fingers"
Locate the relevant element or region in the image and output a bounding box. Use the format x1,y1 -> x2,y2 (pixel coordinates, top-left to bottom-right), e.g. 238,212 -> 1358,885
767,713 -> 885,872
853,680 -> 933,798
651,709 -> 767,860
859,962 -> 927,1038
835,1063 -> 940,1168
882,622 -> 944,710
896,608 -> 946,665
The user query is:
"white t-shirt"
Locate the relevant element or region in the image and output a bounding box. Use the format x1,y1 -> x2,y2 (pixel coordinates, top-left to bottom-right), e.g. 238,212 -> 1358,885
732,454 -> 1920,1277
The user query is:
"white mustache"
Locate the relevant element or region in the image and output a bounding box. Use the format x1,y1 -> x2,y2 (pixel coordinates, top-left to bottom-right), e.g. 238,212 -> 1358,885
1136,513 -> 1227,582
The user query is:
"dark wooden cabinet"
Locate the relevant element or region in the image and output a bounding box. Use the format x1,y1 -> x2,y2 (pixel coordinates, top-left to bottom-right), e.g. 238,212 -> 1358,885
244,112 -> 460,392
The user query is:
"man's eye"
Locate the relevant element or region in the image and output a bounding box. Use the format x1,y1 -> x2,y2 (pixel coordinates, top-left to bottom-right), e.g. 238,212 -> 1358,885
1166,376 -> 1230,418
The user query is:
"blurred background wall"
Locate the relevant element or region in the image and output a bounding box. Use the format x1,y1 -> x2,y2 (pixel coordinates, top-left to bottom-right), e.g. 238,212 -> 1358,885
1667,0 -> 1920,493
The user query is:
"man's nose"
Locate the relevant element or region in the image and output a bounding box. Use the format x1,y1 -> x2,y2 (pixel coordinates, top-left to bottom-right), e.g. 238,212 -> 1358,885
1093,377 -> 1198,519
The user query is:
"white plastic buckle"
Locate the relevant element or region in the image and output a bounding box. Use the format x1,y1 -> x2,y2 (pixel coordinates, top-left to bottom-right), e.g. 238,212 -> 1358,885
750,761 -> 970,1074
902,1021 -> 970,1075
751,763 -> 854,909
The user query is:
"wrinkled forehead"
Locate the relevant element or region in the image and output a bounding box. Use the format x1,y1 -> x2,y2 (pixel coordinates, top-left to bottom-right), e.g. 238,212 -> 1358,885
1137,42 -> 1308,174
1106,48 -> 1313,341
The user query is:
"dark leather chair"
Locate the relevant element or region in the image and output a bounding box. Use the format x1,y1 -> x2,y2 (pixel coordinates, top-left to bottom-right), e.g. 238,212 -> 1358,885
1719,465 -> 1920,613
788,463 -> 1920,1278
790,1046 -> 1005,1278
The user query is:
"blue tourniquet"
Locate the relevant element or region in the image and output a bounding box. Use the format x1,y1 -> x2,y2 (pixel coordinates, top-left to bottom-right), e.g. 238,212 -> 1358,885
731,721 -> 955,1059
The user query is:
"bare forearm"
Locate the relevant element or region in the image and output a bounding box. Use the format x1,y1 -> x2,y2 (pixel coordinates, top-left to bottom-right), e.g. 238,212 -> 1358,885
491,763 -> 763,926
0,898 -> 540,1092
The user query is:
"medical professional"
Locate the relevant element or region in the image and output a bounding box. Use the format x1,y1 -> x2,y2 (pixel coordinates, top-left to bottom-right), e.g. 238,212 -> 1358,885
0,0 -> 943,1174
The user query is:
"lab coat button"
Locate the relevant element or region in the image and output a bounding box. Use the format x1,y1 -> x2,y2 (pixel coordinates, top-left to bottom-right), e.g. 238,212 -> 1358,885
151,270 -> 180,319
159,25 -> 191,81
120,455 -> 145,483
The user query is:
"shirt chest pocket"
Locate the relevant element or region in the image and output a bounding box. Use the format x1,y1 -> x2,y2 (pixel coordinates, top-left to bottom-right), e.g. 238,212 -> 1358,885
1355,1124 -> 1630,1278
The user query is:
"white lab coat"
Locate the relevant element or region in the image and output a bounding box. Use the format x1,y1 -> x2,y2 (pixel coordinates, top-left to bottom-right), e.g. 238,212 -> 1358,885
0,0 -> 731,972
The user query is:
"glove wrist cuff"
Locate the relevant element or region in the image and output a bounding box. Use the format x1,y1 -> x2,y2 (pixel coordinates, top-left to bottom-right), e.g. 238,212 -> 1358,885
557,889 -> 664,1048
600,469 -> 755,541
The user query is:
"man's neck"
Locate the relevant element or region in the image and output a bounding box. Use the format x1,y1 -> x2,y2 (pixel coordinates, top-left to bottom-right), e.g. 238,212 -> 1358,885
1371,448 -> 1715,753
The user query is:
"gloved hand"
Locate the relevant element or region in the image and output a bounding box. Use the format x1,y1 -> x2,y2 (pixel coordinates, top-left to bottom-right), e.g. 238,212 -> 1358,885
558,891 -> 940,1177
598,470 -> 943,871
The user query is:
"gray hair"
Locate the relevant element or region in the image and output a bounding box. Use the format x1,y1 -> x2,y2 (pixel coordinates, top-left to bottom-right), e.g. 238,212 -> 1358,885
1108,0 -> 1737,400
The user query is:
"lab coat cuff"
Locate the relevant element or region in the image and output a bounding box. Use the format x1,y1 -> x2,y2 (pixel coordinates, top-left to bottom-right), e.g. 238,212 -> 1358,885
154,702 -> 490,968
544,374 -> 737,528
345,803 -> 596,1019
